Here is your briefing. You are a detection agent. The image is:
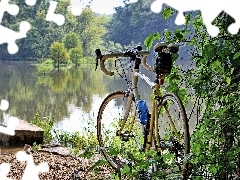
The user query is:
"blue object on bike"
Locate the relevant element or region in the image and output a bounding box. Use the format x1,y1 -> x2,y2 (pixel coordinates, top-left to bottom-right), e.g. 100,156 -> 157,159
136,100 -> 149,125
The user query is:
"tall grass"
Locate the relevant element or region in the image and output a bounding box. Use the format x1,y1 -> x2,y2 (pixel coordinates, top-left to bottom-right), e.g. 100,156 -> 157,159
31,113 -> 98,158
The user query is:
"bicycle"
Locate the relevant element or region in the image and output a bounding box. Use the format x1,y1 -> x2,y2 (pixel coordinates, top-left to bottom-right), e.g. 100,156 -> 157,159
95,43 -> 190,179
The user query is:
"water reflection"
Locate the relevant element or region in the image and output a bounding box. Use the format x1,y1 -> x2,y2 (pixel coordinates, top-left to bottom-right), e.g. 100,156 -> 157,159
0,59 -> 198,134
55,95 -> 104,133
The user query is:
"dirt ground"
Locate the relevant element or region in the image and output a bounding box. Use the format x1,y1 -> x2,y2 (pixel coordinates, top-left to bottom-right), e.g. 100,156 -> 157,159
0,146 -> 111,180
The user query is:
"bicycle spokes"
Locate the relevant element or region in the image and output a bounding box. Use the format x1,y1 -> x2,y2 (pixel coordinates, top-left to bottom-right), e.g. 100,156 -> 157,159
97,92 -> 144,169
156,93 -> 190,177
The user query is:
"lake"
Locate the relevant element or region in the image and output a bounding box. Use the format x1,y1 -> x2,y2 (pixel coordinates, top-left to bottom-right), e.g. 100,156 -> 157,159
0,58 -> 199,135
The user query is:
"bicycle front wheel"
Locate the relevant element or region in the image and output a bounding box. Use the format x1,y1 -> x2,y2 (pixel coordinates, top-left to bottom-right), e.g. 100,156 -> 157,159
97,91 -> 144,170
156,93 -> 190,179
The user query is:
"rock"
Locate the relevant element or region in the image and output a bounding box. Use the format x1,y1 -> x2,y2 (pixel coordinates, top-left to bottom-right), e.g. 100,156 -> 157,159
0,119 -> 44,146
39,146 -> 71,156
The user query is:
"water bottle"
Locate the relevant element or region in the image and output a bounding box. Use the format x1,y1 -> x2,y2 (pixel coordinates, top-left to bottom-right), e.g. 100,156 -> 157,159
136,100 -> 149,125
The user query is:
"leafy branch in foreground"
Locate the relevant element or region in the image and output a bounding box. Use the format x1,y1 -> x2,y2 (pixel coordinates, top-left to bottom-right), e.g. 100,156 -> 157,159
145,10 -> 240,179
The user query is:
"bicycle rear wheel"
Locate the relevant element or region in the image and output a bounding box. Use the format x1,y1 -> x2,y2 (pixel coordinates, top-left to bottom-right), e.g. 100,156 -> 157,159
97,91 -> 144,170
156,93 -> 190,179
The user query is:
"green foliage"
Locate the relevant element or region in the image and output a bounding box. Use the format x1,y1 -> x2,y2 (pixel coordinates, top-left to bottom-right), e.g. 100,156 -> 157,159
53,128 -> 98,156
0,1 -> 109,61
106,0 -> 177,47
36,58 -> 54,74
233,52 -> 240,60
63,33 -> 82,51
144,32 -> 161,50
69,47 -> 83,66
162,7 -> 173,19
77,8 -> 109,57
32,113 -> 99,159
50,41 -> 69,66
144,10 -> 240,179
102,41 -> 123,53
31,113 -> 55,144
32,142 -> 41,152
202,43 -> 216,58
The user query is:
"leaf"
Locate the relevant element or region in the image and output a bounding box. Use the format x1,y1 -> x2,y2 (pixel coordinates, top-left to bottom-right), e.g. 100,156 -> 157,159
203,43 -> 216,58
212,60 -> 221,70
171,53 -> 179,62
210,166 -> 217,174
122,165 -> 131,174
217,47 -> 230,57
185,14 -> 191,25
226,77 -> 231,85
162,7 -> 173,19
94,160 -> 107,167
94,168 -> 99,174
233,52 -> 240,60
174,30 -> 184,41
144,32 -> 161,50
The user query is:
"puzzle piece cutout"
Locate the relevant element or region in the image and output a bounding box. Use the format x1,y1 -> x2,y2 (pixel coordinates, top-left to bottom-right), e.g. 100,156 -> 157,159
0,21 -> 31,54
0,163 -> 13,180
0,0 -> 19,21
16,151 -> 49,180
0,151 -> 49,180
46,0 -> 83,26
70,0 -> 97,16
0,99 -> 9,111
150,0 -> 240,37
0,116 -> 19,136
68,5 -> 82,16
0,0 -> 36,54
0,100 -> 19,136
128,0 -> 138,3
25,0 -> 37,7
0,162 -> 13,179
46,0 -> 65,26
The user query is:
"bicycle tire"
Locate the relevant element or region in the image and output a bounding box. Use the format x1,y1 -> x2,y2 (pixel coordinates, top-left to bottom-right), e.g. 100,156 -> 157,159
156,92 -> 190,179
97,91 -> 144,170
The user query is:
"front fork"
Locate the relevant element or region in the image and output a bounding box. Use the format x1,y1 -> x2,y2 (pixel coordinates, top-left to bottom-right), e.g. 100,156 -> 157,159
116,90 -> 136,135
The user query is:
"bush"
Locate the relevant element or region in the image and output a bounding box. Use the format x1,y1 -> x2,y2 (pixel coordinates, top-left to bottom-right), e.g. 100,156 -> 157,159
31,113 -> 55,144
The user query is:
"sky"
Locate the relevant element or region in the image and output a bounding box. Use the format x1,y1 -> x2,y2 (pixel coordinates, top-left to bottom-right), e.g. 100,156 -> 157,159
71,0 -> 125,15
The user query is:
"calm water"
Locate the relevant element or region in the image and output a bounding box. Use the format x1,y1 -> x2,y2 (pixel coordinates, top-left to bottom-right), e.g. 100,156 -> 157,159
0,59 -> 198,134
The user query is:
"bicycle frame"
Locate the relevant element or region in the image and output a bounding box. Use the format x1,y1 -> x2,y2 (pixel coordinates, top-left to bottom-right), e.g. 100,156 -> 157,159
117,67 -> 163,151
118,69 -> 181,153
95,49 -> 181,151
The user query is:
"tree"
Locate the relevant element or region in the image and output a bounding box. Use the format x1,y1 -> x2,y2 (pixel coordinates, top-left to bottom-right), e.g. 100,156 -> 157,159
0,0 -> 110,61
76,8 -> 110,57
69,47 -> 83,66
0,0 -> 63,60
105,0 -> 177,47
105,3 -> 134,46
63,33 -> 81,51
50,42 -> 69,71
36,59 -> 54,76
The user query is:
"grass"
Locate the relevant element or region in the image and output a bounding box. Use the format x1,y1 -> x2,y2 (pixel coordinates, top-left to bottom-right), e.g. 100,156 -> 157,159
31,113 -> 99,158
30,113 -> 178,179
31,113 -> 55,144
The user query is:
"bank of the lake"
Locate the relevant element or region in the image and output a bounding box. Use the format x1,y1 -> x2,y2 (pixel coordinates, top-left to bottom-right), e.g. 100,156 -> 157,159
0,149 -> 111,180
